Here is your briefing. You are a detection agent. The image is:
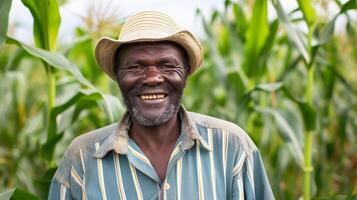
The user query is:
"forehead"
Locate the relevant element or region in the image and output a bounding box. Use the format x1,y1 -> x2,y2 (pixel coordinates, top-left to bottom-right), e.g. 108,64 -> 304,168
117,41 -> 186,62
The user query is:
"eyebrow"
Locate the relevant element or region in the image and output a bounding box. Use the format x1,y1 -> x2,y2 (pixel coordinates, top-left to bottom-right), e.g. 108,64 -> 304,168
157,56 -> 180,64
124,56 -> 181,65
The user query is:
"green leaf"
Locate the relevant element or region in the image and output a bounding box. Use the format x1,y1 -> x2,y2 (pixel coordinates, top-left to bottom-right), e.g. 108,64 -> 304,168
255,82 -> 284,92
21,0 -> 61,50
227,71 -> 246,101
297,102 -> 316,131
232,3 -> 248,41
273,0 -> 310,63
0,0 -> 12,46
312,194 -> 357,200
282,87 -> 317,131
257,107 -> 304,167
340,0 -> 357,14
43,88 -> 124,160
71,98 -> 100,124
0,188 -> 39,200
0,189 -> 14,200
218,25 -> 230,55
261,19 -> 279,54
40,132 -> 63,161
243,0 -> 269,77
197,10 -> 227,77
34,168 -> 57,200
297,0 -> 316,27
99,94 -> 124,123
316,0 -> 356,46
6,37 -> 125,122
43,90 -> 102,160
317,17 -> 336,45
7,37 -> 96,89
6,37 -> 125,160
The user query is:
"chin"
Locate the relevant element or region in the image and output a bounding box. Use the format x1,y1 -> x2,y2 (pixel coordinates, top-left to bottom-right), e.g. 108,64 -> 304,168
131,104 -> 178,126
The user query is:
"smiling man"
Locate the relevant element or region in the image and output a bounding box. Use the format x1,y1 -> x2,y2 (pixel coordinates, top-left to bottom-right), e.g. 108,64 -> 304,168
49,11 -> 274,200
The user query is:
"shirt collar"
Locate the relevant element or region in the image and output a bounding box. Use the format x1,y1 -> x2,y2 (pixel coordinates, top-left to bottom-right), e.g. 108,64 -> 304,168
93,105 -> 211,158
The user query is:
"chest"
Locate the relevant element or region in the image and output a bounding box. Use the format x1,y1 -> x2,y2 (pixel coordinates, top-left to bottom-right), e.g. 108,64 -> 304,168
80,148 -> 234,200
142,146 -> 175,181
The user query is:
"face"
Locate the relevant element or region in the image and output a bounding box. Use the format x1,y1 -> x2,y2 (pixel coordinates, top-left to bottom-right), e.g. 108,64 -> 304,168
115,42 -> 189,126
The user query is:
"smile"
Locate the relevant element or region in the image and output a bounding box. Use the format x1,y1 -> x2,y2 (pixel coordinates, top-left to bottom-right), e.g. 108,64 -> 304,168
139,93 -> 167,100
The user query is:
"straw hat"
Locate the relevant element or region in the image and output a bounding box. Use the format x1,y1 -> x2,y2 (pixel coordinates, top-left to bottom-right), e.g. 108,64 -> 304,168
95,11 -> 203,80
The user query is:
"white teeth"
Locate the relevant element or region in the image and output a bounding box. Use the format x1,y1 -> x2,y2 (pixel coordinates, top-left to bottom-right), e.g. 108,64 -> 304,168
140,94 -> 166,100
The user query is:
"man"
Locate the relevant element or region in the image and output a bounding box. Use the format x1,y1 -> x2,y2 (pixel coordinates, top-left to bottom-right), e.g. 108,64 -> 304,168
49,11 -> 274,200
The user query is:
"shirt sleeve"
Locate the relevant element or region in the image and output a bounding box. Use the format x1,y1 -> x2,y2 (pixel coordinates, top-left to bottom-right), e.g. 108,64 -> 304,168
232,150 -> 275,200
48,178 -> 73,200
48,147 -> 84,200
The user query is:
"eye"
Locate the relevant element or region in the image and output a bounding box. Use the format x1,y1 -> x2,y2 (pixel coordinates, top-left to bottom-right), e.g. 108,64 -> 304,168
125,64 -> 145,72
161,64 -> 176,71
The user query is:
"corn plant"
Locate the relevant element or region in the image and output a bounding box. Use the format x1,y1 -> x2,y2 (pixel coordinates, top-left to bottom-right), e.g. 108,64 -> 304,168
187,0 -> 357,199
0,0 -> 123,199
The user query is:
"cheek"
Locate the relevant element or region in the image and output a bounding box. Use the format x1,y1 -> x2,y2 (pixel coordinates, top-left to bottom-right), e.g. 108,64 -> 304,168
118,75 -> 139,92
164,72 -> 187,90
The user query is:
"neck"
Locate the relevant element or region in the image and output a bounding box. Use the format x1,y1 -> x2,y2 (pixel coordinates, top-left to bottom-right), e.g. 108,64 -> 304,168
129,113 -> 181,151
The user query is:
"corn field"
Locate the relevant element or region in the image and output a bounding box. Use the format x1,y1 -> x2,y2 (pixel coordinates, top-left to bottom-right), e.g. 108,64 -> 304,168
0,0 -> 356,199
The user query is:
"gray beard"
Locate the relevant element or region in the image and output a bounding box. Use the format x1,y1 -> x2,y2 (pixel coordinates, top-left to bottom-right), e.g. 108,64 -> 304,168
130,104 -> 179,126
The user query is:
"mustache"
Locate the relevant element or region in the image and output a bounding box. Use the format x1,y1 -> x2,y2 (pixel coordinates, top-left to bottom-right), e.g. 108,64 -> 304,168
130,83 -> 175,95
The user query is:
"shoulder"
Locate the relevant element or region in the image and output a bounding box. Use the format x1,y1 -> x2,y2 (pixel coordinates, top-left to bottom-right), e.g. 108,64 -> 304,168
65,123 -> 118,156
53,123 -> 118,187
188,111 -> 257,155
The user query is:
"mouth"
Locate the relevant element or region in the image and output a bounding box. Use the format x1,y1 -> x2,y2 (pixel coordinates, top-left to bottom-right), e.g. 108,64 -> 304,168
138,93 -> 167,100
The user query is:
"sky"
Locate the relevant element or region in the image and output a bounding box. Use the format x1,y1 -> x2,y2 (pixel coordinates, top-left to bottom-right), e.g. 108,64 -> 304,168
9,0 -> 225,43
8,0 -> 350,45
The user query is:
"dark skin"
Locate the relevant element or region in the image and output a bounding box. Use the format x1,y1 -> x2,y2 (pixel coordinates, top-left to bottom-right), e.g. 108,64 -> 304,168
116,42 -> 189,181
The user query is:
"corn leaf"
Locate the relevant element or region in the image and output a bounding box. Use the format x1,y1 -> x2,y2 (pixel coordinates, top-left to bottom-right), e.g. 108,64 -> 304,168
227,71 -> 246,101
47,90 -> 101,137
298,102 -> 316,131
243,0 -> 269,77
255,82 -> 283,92
235,82 -> 284,119
297,0 -> 316,27
232,2 -> 248,41
6,37 -> 124,145
42,90 -> 116,160
273,0 -> 310,63
21,0 -> 60,50
340,0 -> 357,14
99,94 -> 125,123
34,168 -> 57,200
0,0 -> 12,46
257,107 -> 304,167
282,87 -> 317,131
318,0 -> 357,45
6,37 -> 95,89
0,188 -> 39,200
262,20 -> 279,55
197,10 -> 227,77
11,37 -> 124,121
317,17 -> 336,45
218,24 -> 231,55
0,189 -> 14,200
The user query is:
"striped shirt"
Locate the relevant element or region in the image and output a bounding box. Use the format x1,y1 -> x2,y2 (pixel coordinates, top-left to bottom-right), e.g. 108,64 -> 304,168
49,106 -> 274,200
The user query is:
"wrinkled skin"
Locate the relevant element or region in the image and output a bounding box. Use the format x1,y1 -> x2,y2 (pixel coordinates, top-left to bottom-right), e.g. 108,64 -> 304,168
115,42 -> 189,127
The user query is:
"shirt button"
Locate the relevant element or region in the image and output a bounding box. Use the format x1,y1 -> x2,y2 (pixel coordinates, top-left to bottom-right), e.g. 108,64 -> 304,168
163,183 -> 170,190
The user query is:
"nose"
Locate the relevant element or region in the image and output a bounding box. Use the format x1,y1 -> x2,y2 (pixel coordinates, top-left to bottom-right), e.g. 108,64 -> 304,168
142,66 -> 164,86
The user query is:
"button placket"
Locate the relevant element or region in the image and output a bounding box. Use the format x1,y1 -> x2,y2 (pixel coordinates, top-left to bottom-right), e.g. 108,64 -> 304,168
163,182 -> 170,190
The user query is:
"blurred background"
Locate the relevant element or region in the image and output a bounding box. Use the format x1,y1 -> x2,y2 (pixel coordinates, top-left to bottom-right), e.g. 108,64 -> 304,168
0,0 -> 356,199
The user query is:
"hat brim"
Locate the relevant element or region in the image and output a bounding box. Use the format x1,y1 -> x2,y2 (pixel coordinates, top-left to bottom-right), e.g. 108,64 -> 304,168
95,30 -> 203,80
